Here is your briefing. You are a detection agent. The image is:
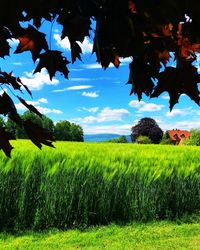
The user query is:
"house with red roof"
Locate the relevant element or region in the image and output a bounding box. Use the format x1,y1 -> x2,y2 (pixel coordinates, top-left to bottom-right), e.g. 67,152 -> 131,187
167,129 -> 191,145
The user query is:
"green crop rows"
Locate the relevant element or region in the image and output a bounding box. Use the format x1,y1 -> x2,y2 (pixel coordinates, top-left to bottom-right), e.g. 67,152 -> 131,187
0,140 -> 200,231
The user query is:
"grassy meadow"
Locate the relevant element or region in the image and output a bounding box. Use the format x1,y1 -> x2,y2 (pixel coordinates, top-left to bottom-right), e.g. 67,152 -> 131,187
1,221 -> 200,249
0,140 -> 200,231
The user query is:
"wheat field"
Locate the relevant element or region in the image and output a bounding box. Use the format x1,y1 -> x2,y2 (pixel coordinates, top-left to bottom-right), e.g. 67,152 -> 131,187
0,140 -> 200,230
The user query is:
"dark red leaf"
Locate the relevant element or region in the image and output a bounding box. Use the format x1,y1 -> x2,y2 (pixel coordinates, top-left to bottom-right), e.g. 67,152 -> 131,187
14,25 -> 48,62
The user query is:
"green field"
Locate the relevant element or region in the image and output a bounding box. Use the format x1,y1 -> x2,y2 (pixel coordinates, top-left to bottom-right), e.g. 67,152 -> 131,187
1,221 -> 200,249
0,141 -> 200,231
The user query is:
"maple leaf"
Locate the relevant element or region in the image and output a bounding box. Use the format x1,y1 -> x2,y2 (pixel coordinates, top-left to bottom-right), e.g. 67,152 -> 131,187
93,39 -> 121,69
58,15 -> 91,43
0,72 -> 22,91
14,25 -> 48,62
34,50 -> 70,80
0,127 -> 15,157
17,96 -> 43,118
151,66 -> 200,110
127,59 -> 155,100
0,72 -> 32,97
23,119 -> 55,149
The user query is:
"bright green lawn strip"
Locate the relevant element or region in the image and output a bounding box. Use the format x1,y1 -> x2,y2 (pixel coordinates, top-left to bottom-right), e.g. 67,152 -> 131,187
1,221 -> 200,250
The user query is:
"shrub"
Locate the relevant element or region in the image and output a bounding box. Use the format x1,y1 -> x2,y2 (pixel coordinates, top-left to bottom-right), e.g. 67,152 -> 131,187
136,135 -> 152,144
160,138 -> 173,145
184,129 -> 200,146
107,136 -> 128,143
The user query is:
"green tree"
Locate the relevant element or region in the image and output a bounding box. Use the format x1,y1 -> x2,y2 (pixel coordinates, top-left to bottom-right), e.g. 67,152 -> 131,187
6,118 -> 25,138
160,131 -> 173,145
6,111 -> 55,139
54,121 -> 84,141
55,121 -> 72,141
70,123 -> 84,142
184,129 -> 200,146
23,111 -> 55,137
131,118 -> 163,144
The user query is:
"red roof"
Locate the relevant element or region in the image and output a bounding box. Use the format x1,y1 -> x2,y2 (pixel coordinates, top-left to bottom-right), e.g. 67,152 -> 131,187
168,129 -> 191,144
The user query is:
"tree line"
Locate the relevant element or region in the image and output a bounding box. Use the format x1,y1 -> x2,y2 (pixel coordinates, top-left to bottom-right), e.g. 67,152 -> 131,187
0,111 -> 84,142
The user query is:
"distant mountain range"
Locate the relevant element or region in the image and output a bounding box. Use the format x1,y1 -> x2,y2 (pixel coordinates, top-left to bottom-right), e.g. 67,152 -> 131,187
84,134 -> 132,142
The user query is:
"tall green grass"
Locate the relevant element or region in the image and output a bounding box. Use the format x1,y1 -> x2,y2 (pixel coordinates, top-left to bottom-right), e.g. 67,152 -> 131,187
0,140 -> 200,231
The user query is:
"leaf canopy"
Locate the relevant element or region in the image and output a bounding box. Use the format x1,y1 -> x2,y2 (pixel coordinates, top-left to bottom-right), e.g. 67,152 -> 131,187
0,0 -> 200,155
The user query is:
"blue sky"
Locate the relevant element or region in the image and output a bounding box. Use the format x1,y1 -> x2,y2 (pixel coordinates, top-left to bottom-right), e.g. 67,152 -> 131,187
0,21 -> 200,135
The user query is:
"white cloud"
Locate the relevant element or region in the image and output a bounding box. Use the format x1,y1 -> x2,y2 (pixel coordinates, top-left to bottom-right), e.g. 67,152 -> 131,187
54,34 -> 93,53
73,107 -> 130,124
166,107 -> 193,118
38,98 -> 48,104
82,107 -> 99,113
21,69 -> 59,90
129,100 -> 164,112
82,91 -> 99,98
83,124 -> 132,135
53,85 -> 93,93
82,63 -> 116,69
174,121 -> 200,130
82,63 -> 103,69
15,98 -> 63,115
35,107 -> 63,115
120,57 -> 132,64
98,107 -> 130,122
161,94 -> 170,100
66,85 -> 93,91
159,120 -> 200,131
70,78 -> 91,82
8,38 -> 19,47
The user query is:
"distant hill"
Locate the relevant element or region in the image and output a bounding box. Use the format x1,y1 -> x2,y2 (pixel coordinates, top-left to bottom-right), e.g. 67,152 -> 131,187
84,134 -> 132,142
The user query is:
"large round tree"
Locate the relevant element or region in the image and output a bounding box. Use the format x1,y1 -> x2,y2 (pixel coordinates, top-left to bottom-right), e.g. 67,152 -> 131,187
131,118 -> 163,144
